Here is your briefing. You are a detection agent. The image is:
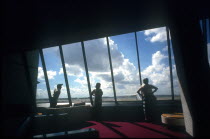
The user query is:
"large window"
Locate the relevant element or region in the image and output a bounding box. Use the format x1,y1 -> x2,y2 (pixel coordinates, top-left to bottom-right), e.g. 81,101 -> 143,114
62,43 -> 90,104
168,31 -> 181,100
36,26 -> 184,107
42,47 -> 68,104
137,27 -> 172,100
84,38 -> 114,101
200,18 -> 210,65
109,33 -> 140,101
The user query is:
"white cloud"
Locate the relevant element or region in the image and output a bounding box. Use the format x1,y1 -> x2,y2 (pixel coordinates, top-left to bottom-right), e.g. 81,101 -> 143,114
74,77 -> 87,86
47,70 -> 57,79
59,64 -> 84,77
37,67 -> 57,80
38,67 -> 45,80
141,51 -> 171,95
62,38 -> 124,72
144,27 -> 167,43
152,51 -> 168,66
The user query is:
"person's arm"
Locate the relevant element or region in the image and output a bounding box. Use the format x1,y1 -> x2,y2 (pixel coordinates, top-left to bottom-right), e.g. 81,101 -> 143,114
91,90 -> 95,96
137,87 -> 142,96
101,89 -> 103,95
151,85 -> 158,94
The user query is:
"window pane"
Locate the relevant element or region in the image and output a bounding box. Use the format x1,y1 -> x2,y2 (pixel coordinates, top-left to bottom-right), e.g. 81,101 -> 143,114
137,27 -> 172,100
43,46 -> 68,104
168,31 -> 181,100
201,19 -> 210,65
207,19 -> 210,65
109,33 -> 140,101
62,43 -> 90,104
84,38 -> 114,102
36,54 -> 50,107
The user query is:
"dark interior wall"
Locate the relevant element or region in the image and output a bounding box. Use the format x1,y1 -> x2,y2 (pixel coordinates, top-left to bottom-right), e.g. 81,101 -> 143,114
2,0 -> 169,51
2,52 -> 31,110
26,50 -> 39,108
169,16 -> 210,137
1,50 -> 39,136
1,50 -> 39,115
2,1 -> 209,51
180,87 -> 193,136
2,1 -> 209,52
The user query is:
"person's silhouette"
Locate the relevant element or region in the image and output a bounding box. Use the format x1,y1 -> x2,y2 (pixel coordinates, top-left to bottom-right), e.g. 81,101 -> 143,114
50,84 -> 63,108
91,83 -> 103,109
137,78 -> 158,122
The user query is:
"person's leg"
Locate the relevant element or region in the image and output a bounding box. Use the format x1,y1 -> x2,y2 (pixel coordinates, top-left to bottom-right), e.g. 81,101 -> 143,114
150,98 -> 160,123
145,101 -> 152,122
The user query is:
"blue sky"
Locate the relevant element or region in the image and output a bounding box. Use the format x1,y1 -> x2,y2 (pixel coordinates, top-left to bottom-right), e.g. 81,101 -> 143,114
36,22 -> 210,99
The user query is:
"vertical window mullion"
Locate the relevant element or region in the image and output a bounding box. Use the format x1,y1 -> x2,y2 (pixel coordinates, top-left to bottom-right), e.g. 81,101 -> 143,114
106,37 -> 117,103
39,49 -> 52,103
135,32 -> 143,86
22,51 -> 36,112
81,41 -> 93,105
59,45 -> 72,106
166,27 -> 175,101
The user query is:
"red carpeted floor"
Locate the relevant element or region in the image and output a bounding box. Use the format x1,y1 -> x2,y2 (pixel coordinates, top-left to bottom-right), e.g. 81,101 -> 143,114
83,121 -> 190,138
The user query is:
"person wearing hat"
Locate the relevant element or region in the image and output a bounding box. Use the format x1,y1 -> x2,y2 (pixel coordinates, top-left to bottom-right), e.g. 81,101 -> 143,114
50,84 -> 63,108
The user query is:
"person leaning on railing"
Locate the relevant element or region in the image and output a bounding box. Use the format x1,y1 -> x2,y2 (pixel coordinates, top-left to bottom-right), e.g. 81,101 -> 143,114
50,84 -> 63,108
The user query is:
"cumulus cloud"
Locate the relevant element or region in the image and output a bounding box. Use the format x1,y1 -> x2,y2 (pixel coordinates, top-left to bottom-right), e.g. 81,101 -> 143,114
144,27 -> 167,43
152,51 -> 168,66
74,77 -> 88,86
47,70 -> 57,79
59,64 -> 84,77
38,67 -> 45,80
141,51 -> 171,95
38,67 -> 57,80
62,38 -> 124,73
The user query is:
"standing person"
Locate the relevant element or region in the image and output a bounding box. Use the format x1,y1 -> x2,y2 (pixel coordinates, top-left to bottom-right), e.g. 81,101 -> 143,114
50,84 -> 63,108
137,78 -> 158,122
91,83 -> 103,110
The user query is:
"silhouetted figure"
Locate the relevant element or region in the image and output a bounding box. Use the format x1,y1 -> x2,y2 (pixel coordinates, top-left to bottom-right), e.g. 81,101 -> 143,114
137,78 -> 158,122
50,84 -> 63,108
91,83 -> 103,109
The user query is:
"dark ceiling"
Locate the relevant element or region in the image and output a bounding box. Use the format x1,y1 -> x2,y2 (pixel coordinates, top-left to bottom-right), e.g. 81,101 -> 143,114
2,1 -> 209,52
